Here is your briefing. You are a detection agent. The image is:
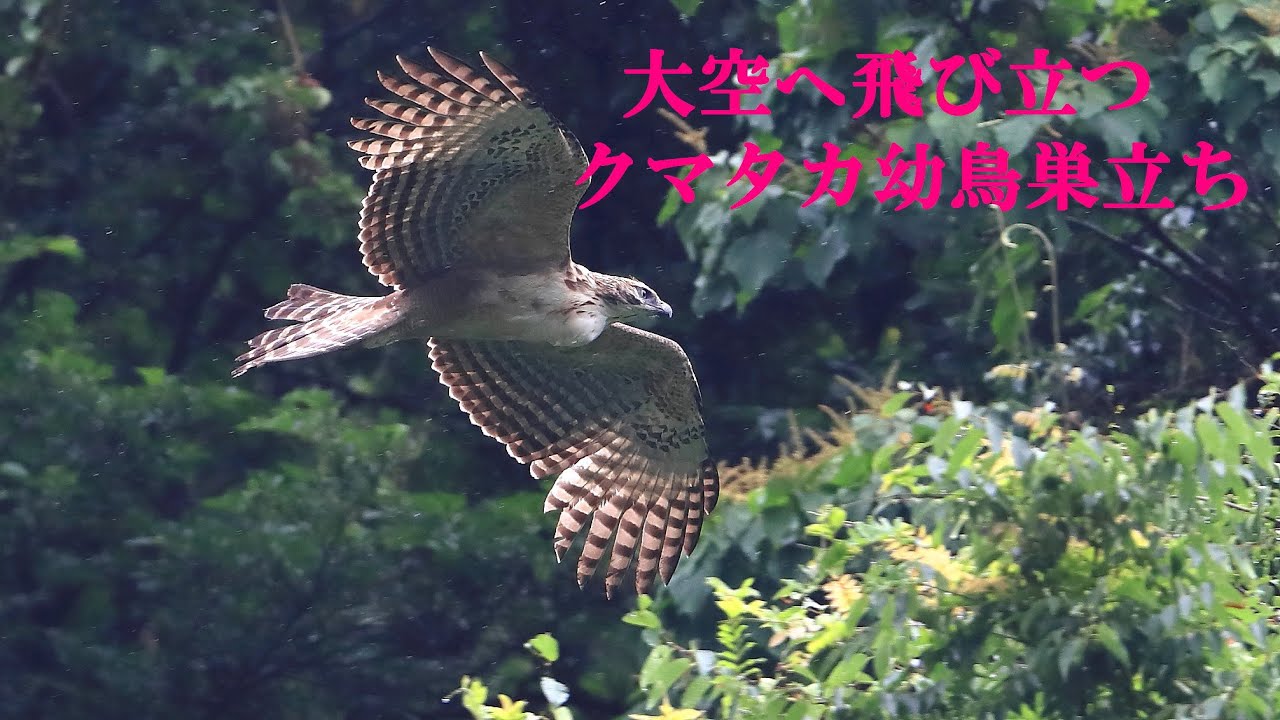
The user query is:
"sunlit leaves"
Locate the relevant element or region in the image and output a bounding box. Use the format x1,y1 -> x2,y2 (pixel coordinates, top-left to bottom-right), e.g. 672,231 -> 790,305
623,594 -> 664,630
526,633 -> 561,664
618,385 -> 1280,719
0,234 -> 81,267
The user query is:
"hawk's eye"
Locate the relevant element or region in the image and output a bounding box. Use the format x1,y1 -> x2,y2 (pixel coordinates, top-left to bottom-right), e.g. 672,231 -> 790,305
637,287 -> 655,302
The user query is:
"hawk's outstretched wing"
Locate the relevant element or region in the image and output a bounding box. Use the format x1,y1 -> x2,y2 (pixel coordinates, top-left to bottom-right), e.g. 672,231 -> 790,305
350,49 -> 588,289
428,324 -> 719,597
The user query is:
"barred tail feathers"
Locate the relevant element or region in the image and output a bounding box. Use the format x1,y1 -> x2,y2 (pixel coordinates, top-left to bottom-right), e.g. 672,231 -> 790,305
232,284 -> 401,376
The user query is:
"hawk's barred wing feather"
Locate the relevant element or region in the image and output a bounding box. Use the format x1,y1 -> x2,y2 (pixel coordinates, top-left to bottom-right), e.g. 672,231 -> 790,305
240,50 -> 716,597
350,48 -> 588,290
428,324 -> 719,597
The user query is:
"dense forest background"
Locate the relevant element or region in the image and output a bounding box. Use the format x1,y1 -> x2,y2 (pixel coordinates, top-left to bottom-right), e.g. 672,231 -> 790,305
4,0 -> 1280,718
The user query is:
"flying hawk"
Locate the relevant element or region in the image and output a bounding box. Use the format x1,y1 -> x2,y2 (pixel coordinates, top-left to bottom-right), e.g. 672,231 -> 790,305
233,48 -> 718,597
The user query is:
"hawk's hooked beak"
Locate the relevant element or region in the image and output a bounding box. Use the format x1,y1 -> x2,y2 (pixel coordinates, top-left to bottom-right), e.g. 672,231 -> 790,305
654,300 -> 673,319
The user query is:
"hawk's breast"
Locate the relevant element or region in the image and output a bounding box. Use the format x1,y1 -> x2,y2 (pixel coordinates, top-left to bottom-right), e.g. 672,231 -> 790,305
551,302 -> 609,346
422,270 -> 608,346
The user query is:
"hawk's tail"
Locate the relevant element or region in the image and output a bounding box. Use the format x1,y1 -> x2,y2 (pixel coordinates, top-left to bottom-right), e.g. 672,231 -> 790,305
232,284 -> 403,377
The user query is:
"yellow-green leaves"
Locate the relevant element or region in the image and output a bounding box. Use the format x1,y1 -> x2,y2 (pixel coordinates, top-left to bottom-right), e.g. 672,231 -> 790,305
525,633 -> 560,664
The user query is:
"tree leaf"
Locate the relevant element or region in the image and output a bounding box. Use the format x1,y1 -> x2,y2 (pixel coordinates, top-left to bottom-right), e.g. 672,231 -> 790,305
1073,284 -> 1114,322
1058,637 -> 1086,679
669,0 -> 701,16
802,222 -> 850,287
1210,3 -> 1239,31
622,608 -> 662,630
0,234 -> 82,266
1094,624 -> 1130,667
992,115 -> 1044,156
526,633 -> 560,663
880,391 -> 913,417
926,108 -> 979,162
723,230 -> 792,299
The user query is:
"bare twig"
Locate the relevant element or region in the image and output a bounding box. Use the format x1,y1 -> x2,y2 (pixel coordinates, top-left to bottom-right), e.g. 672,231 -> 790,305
657,108 -> 709,155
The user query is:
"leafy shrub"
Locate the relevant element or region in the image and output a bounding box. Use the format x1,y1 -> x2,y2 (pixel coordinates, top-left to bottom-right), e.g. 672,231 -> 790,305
464,383 -> 1280,719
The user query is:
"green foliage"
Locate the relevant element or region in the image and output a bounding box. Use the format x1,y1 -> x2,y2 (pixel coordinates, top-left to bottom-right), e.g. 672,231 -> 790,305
0,234 -> 81,267
2,3 -> 684,713
663,0 -> 1280,407
527,633 -> 562,664
454,634 -> 576,720
0,289 -> 639,716
484,386 -> 1280,719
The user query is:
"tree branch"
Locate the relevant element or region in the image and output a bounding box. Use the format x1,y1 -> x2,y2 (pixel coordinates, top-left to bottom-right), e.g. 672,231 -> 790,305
1065,217 -> 1224,302
1130,210 -> 1280,348
1067,216 -> 1277,360
165,189 -> 286,373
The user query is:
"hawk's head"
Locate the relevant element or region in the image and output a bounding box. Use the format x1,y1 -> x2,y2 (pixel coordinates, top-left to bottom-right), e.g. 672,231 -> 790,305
597,276 -> 673,322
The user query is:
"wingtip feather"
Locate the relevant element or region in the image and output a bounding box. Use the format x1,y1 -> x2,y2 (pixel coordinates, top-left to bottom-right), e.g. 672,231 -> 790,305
426,46 -> 458,67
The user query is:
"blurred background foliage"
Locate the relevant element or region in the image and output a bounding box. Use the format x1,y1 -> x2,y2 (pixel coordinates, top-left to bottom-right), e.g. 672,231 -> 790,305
2,0 -> 1280,717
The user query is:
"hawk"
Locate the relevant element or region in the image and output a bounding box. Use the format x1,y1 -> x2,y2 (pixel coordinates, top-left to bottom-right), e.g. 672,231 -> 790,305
233,48 -> 718,598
